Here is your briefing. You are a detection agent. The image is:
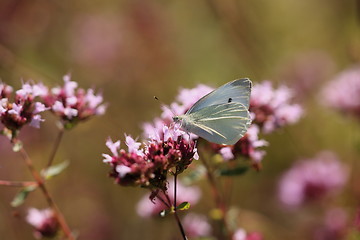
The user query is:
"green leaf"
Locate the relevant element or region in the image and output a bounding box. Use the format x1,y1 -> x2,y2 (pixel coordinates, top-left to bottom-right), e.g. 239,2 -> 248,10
176,202 -> 190,211
11,185 -> 37,207
160,208 -> 172,217
219,166 -> 248,176
42,161 -> 69,180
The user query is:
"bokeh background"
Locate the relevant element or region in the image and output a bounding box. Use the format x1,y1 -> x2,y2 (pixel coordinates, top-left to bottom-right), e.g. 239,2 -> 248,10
0,0 -> 359,239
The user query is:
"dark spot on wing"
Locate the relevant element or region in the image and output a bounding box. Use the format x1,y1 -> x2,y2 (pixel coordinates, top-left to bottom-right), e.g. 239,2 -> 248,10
228,98 -> 232,103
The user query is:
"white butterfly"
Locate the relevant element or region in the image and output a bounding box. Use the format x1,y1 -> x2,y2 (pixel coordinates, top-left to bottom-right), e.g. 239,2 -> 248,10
173,78 -> 252,145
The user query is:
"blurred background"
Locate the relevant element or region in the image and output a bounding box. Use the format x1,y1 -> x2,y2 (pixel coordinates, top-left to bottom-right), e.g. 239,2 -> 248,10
0,0 -> 359,239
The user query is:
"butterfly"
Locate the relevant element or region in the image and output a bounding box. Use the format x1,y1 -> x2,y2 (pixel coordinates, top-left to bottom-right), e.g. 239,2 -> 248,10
173,78 -> 252,145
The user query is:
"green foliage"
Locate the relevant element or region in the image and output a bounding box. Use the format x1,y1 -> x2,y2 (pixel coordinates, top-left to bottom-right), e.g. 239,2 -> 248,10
11,185 -> 37,207
41,161 -> 69,180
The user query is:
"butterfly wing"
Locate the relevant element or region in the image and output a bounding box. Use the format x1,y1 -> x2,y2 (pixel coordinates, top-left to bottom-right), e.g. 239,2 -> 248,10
186,78 -> 252,114
183,102 -> 251,145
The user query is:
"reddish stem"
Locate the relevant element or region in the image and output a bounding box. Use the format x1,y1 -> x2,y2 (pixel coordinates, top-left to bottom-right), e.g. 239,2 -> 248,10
46,128 -> 64,170
17,146 -> 75,240
0,180 -> 37,187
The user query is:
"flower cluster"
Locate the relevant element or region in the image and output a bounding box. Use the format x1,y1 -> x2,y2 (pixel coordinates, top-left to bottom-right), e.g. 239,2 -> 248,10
103,126 -> 198,189
143,83 -> 268,163
313,208 -> 348,240
233,228 -> 263,240
136,179 -> 201,218
321,66 -> 360,119
0,82 -> 47,138
0,76 -> 107,139
26,208 -> 59,239
278,151 -> 348,207
250,81 -> 303,134
41,74 -> 107,129
182,213 -> 211,238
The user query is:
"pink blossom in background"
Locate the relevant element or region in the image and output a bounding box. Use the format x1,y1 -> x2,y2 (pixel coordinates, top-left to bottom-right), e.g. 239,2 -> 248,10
136,179 -> 201,218
354,208 -> 360,232
250,81 -> 303,134
103,126 -> 198,188
321,66 -> 360,118
313,208 -> 348,240
233,228 -> 263,240
278,151 -> 348,207
70,14 -> 123,68
41,74 -> 107,128
26,208 -> 59,239
182,213 -> 211,238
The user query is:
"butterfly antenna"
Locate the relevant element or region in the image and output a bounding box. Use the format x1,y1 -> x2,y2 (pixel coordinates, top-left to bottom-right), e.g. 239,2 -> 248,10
153,96 -> 177,117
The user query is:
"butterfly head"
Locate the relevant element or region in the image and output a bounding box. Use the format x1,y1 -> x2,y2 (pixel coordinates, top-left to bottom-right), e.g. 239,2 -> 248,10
172,115 -> 181,123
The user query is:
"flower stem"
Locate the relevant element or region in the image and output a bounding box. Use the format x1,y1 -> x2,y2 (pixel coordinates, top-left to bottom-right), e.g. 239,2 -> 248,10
173,210 -> 188,240
17,146 -> 75,240
46,128 -> 64,170
199,149 -> 230,239
0,180 -> 37,187
170,177 -> 188,240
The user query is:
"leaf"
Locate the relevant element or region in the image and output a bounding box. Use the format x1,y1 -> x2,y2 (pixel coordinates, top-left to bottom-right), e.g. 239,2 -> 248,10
159,208 -> 172,217
176,202 -> 190,211
42,161 -> 69,179
219,165 -> 248,176
11,185 -> 37,207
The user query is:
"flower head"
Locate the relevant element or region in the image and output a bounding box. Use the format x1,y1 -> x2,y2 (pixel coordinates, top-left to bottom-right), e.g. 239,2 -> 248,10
136,179 -> 201,218
321,66 -> 360,119
183,213 -> 211,238
0,82 -> 13,99
313,208 -> 348,240
41,74 -> 107,129
26,208 -> 59,239
233,228 -> 263,240
278,151 -> 349,207
250,81 -> 303,133
0,82 -> 48,138
103,126 -> 198,189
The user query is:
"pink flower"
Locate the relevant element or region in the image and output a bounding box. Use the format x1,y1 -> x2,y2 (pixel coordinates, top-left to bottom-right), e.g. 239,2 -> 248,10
233,228 -> 263,240
0,82 -> 13,98
250,81 -> 303,133
136,179 -> 201,218
278,151 -> 349,207
0,82 -> 48,138
313,208 -> 348,240
103,126 -> 198,188
183,213 -> 211,238
321,66 -> 360,118
41,74 -> 107,128
26,208 -> 59,239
